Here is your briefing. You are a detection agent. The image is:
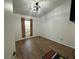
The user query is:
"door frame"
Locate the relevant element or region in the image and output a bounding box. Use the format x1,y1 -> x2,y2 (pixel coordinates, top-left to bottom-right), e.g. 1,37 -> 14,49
21,17 -> 33,38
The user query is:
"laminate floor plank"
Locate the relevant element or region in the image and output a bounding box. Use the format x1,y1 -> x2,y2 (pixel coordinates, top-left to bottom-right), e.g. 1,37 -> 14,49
16,36 -> 75,59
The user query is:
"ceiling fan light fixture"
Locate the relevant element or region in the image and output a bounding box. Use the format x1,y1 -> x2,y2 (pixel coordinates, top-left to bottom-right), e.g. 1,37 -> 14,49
33,2 -> 40,12
36,2 -> 38,5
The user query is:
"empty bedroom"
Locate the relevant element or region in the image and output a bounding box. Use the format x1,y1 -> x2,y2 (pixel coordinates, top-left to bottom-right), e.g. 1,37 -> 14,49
4,0 -> 75,59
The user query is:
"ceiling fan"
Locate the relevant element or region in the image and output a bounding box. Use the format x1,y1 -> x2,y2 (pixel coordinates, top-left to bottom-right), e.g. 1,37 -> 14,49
32,0 -> 41,12
29,0 -> 48,16
32,0 -> 47,12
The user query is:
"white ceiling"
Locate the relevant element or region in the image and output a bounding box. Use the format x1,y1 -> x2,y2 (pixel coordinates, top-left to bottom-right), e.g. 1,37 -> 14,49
13,0 -> 69,18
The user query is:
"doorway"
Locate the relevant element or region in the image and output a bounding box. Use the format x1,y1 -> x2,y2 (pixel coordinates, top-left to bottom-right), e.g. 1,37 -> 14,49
25,21 -> 30,38
21,17 -> 33,38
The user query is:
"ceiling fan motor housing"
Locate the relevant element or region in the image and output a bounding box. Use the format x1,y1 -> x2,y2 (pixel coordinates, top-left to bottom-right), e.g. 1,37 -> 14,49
36,2 -> 38,5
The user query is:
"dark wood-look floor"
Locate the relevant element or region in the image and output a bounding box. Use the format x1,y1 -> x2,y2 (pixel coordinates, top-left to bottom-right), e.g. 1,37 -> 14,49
16,36 -> 75,59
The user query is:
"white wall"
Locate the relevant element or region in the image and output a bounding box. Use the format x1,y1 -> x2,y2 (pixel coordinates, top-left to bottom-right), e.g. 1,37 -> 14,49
4,0 -> 16,59
4,0 -> 39,59
39,0 -> 75,48
33,18 -> 40,37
